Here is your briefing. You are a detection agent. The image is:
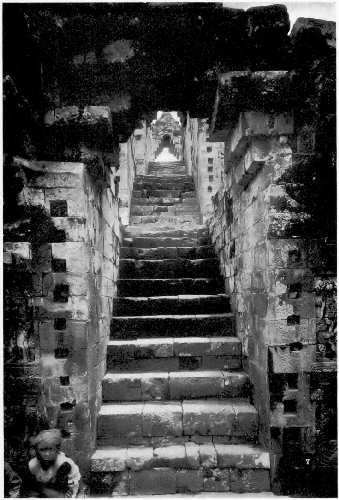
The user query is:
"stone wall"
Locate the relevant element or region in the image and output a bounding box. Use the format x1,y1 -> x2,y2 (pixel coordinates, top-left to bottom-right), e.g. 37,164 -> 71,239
4,157 -> 121,477
184,114 -> 224,219
207,107 -> 336,494
119,121 -> 154,225
119,137 -> 136,226
207,110 -> 336,493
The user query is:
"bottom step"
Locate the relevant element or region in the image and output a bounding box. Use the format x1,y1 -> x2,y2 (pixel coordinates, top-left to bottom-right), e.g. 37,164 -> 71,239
90,444 -> 270,495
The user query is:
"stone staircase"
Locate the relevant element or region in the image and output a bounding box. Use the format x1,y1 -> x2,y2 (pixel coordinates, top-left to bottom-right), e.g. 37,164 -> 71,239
90,161 -> 270,495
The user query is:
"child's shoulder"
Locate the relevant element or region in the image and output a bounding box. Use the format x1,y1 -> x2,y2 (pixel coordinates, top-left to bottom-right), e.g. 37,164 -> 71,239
57,452 -> 81,475
28,456 -> 40,473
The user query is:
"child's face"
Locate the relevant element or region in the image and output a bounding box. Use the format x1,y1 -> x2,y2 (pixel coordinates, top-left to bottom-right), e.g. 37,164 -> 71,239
36,443 -> 58,467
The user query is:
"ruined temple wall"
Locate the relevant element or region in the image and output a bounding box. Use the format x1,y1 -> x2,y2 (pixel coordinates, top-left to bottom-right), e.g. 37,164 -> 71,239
184,114 -> 224,219
119,122 -> 155,224
145,124 -> 156,166
119,138 -> 136,226
4,159 -> 121,475
207,111 -> 324,458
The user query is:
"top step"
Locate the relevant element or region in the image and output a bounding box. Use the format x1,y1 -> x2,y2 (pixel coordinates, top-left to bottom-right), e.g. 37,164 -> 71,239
148,162 -> 187,176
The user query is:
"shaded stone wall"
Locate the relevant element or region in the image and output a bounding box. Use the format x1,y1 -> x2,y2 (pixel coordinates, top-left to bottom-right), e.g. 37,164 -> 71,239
4,241 -> 46,470
119,121 -> 155,225
184,114 -> 224,219
207,109 -> 336,494
119,139 -> 135,226
4,157 -> 121,477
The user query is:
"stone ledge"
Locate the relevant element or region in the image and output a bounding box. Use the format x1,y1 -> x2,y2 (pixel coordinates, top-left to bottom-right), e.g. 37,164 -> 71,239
97,399 -> 258,444
91,443 -> 270,472
211,71 -> 293,132
4,241 -> 32,263
291,17 -> 336,50
102,370 -> 249,401
14,158 -> 86,175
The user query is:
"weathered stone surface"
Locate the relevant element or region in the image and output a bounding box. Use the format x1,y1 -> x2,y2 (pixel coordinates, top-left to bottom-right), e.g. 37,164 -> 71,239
114,294 -> 230,316
117,277 -> 224,296
126,446 -> 154,471
182,400 -> 236,436
97,404 -> 144,444
230,468 -> 271,492
246,4 -> 290,39
130,468 -> 176,495
44,106 -> 79,126
91,447 -> 128,472
215,444 -> 270,469
213,74 -> 293,131
90,471 -> 129,496
203,469 -> 231,492
141,373 -> 169,400
199,443 -> 218,468
4,241 -> 31,261
169,370 -> 225,399
269,344 -> 316,373
102,374 -> 143,401
82,106 -> 112,126
176,469 -> 204,493
119,257 -> 220,279
111,313 -> 234,338
184,442 -> 200,469
142,402 -> 183,437
291,17 -> 336,49
173,336 -> 241,357
153,445 -> 186,468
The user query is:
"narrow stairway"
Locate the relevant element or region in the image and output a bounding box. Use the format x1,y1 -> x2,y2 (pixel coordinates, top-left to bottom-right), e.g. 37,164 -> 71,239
90,161 -> 270,495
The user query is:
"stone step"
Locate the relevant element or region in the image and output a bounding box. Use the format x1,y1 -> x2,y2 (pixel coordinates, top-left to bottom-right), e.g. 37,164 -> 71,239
123,225 -> 208,239
91,442 -> 270,477
148,169 -> 187,176
117,278 -> 224,297
148,168 -> 187,171
119,258 -> 219,279
148,167 -> 187,176
123,234 -> 210,248
110,313 -> 234,339
172,206 -> 200,214
136,174 -> 192,181
120,245 -> 215,260
114,294 -> 230,316
91,467 -> 271,496
93,434 -> 258,449
133,189 -> 194,199
131,205 -> 170,216
130,215 -> 201,225
97,399 -> 258,446
148,162 -> 185,167
132,196 -> 198,206
131,204 -> 200,216
148,166 -> 186,170
134,180 -> 194,190
148,162 -> 186,167
106,337 -> 242,372
91,443 -> 270,495
131,197 -> 182,206
107,355 -> 241,373
102,370 -> 249,402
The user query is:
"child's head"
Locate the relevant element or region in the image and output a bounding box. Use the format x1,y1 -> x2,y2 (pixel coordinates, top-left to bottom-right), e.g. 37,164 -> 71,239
33,429 -> 62,468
